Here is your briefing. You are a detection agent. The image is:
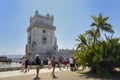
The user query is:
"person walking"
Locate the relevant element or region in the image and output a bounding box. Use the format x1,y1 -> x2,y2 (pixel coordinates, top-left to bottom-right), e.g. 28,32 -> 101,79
47,56 -> 51,69
69,57 -> 74,71
51,55 -> 57,78
63,58 -> 68,69
35,55 -> 41,79
20,57 -> 25,72
24,57 -> 29,73
58,56 -> 63,70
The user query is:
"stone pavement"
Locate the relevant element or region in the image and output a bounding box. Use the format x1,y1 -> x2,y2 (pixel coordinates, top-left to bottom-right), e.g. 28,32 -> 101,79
0,68 -> 118,80
0,68 -> 95,80
0,68 -> 63,78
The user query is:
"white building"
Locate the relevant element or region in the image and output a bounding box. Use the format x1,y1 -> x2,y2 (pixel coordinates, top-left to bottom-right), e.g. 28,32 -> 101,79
26,10 -> 75,62
26,10 -> 58,61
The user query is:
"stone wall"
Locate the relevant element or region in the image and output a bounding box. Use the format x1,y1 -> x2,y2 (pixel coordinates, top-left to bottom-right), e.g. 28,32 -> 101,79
56,49 -> 76,59
0,66 -> 38,72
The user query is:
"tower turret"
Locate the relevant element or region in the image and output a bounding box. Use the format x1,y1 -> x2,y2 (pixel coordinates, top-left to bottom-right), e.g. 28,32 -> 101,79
35,10 -> 39,16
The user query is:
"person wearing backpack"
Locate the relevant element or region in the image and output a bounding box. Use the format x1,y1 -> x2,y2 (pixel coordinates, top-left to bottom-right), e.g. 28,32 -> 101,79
35,54 -> 41,79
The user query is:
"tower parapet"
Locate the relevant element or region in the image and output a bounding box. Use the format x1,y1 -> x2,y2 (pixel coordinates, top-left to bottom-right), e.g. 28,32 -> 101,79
28,10 -> 55,32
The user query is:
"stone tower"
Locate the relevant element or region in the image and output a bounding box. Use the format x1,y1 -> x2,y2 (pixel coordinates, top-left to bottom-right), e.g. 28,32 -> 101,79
26,10 -> 58,61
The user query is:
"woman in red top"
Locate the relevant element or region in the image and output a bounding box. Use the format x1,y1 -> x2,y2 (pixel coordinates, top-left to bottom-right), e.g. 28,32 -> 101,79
63,58 -> 68,69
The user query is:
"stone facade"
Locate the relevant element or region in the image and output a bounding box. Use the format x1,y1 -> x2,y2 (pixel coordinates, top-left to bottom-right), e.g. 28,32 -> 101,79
57,49 -> 75,58
26,10 -> 75,61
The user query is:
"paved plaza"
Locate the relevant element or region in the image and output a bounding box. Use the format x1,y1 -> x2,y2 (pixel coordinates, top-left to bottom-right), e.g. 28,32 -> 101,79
0,68 -> 94,80
0,68 -> 120,80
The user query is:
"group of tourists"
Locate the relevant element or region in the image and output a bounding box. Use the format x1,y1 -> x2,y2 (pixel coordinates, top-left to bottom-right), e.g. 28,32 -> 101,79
34,55 -> 58,79
20,56 -> 29,73
20,55 -> 76,79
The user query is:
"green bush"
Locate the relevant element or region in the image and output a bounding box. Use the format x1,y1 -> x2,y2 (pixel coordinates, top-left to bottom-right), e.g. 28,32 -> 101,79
74,13 -> 120,77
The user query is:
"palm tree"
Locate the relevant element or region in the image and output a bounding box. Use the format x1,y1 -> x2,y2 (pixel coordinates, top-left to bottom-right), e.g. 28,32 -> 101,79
85,28 -> 100,45
75,13 -> 120,76
76,34 -> 88,50
91,13 -> 114,44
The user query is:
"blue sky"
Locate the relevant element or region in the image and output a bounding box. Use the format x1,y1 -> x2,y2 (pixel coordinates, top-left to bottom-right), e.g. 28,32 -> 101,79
0,0 -> 120,55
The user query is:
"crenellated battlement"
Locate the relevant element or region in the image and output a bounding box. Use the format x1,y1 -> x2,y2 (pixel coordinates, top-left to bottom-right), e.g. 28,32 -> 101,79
56,49 -> 76,59
58,49 -> 75,53
29,10 -> 54,24
27,10 -> 55,32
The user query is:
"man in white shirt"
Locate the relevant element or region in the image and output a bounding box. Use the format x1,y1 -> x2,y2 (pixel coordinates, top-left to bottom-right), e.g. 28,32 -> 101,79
69,57 -> 74,71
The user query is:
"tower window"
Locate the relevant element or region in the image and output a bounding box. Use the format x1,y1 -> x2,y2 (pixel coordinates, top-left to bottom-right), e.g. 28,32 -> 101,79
42,36 -> 47,44
43,38 -> 46,40
43,30 -> 46,33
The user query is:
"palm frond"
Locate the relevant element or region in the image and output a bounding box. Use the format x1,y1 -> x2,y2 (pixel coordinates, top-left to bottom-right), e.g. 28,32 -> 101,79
91,16 -> 98,22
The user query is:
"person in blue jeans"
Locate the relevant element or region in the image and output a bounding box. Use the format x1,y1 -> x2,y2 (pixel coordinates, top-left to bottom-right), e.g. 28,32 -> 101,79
58,56 -> 63,70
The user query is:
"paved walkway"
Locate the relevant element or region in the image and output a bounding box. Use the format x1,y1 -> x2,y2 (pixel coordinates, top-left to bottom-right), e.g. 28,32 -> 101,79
0,68 -> 65,78
0,68 -> 89,80
0,68 -> 119,80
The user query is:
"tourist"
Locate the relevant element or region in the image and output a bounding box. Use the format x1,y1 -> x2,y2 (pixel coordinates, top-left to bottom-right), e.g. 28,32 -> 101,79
20,57 -> 25,72
58,56 -> 63,70
69,57 -> 74,71
47,56 -> 51,69
24,57 -> 29,73
35,54 -> 41,79
63,57 -> 68,69
72,57 -> 76,71
41,60 -> 44,68
51,55 -> 57,78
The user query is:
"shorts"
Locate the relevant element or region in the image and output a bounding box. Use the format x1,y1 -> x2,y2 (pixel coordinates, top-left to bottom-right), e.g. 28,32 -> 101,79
36,65 -> 40,69
52,63 -> 56,67
70,64 -> 74,67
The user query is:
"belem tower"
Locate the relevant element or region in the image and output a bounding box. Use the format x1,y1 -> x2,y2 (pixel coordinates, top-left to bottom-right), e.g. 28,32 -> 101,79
26,10 -> 75,61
